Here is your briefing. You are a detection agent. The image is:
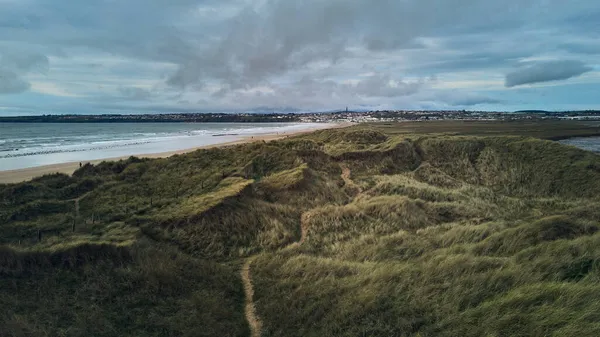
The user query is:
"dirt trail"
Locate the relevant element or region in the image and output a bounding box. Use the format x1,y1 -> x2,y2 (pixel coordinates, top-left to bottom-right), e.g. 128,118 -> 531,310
241,207 -> 313,336
75,199 -> 80,218
340,165 -> 352,183
340,164 -> 363,194
240,165 -> 356,336
242,259 -> 263,337
70,191 -> 92,219
299,211 -> 311,244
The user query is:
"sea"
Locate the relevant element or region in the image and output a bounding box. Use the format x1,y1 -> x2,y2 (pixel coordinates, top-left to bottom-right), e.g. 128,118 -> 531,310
559,137 -> 600,153
0,122 -> 334,171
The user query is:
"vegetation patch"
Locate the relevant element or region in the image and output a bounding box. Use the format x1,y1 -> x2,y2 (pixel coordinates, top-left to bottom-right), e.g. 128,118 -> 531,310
2,122 -> 600,336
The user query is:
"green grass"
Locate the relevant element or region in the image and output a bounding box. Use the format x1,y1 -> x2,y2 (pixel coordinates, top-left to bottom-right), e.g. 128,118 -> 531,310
2,121 -> 600,336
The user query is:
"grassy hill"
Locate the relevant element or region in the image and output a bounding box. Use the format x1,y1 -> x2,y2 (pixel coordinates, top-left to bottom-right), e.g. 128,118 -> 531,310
1,121 -> 600,336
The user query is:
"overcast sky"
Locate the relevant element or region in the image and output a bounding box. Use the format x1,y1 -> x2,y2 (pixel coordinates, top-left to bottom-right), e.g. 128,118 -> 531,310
0,0 -> 599,115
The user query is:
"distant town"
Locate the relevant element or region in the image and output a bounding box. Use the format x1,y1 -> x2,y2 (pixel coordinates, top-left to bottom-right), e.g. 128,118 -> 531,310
1,109 -> 600,124
301,109 -> 600,123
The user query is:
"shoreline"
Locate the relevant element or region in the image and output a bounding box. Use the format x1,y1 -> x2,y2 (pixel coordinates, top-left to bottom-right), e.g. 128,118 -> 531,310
0,123 -> 351,184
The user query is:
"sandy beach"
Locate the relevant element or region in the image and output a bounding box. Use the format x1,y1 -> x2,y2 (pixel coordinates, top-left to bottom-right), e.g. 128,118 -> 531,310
0,123 -> 350,184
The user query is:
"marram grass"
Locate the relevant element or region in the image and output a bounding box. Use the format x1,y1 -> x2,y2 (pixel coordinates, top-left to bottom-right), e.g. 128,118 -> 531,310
2,122 -> 600,336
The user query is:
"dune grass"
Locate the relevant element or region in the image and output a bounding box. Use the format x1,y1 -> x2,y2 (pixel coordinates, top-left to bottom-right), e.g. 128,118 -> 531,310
2,121 -> 600,336
0,240 -> 248,337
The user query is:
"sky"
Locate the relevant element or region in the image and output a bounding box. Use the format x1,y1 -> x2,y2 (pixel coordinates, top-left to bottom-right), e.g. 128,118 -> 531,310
0,0 -> 599,115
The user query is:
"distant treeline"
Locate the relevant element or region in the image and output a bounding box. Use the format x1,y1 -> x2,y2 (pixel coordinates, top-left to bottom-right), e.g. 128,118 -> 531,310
0,113 -> 301,123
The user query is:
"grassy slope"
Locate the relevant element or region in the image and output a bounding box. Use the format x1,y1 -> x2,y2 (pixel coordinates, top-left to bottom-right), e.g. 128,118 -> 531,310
1,121 -> 600,336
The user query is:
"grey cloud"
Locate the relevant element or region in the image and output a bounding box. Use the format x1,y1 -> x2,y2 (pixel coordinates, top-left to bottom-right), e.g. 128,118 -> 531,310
0,0 -> 599,111
422,91 -> 501,107
353,74 -> 423,97
166,62 -> 207,89
166,0 -> 454,87
208,72 -> 427,111
166,0 -> 599,88
1,52 -> 49,72
2,0 -> 599,87
0,51 -> 48,94
0,70 -> 30,94
364,37 -> 428,51
447,95 -> 500,106
292,74 -> 423,100
0,0 -> 214,69
118,87 -> 153,100
505,60 -> 593,87
560,42 -> 600,55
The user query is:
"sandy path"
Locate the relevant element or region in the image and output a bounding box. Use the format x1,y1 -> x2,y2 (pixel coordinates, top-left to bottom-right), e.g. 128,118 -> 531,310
241,259 -> 263,337
299,211 -> 312,244
71,190 -> 93,220
340,164 -> 363,194
241,211 -> 311,337
241,204 -> 314,336
340,165 -> 352,185
75,198 -> 80,219
240,165 -> 360,335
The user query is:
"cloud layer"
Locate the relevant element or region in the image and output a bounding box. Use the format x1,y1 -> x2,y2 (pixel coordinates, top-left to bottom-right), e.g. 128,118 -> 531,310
505,61 -> 593,87
0,51 -> 48,94
0,0 -> 599,113
0,70 -> 30,94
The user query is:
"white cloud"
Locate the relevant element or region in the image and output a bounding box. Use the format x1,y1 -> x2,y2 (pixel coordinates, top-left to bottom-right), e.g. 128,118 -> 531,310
432,79 -> 503,90
30,82 -> 82,97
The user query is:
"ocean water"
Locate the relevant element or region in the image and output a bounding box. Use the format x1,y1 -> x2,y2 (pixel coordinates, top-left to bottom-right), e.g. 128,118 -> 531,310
559,137 -> 600,153
0,122 -> 332,171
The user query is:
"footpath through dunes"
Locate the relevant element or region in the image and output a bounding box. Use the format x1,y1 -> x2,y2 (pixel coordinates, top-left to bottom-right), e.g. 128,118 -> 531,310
242,259 -> 263,337
339,163 -> 363,195
240,162 -> 358,335
69,190 -> 93,220
3,123 -> 600,336
299,211 -> 312,245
